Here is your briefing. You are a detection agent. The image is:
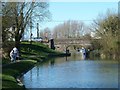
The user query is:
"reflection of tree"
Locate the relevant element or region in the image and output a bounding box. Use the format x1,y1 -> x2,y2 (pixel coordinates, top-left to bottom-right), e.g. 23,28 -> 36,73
36,65 -> 39,79
50,59 -> 55,66
30,70 -> 32,82
65,56 -> 68,61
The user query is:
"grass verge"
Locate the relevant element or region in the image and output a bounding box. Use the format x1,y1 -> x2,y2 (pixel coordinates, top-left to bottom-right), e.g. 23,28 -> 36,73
2,60 -> 37,89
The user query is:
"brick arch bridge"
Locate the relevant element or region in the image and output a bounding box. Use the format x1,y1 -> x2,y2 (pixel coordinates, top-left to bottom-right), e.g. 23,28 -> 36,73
53,38 -> 91,52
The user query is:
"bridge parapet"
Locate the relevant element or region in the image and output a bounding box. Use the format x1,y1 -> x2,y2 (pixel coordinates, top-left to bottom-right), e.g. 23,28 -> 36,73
54,38 -> 91,45
54,38 -> 91,51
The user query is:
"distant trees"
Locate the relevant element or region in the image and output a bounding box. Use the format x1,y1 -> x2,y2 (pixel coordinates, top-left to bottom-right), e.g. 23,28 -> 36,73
91,10 -> 120,59
43,27 -> 51,39
2,2 -> 50,58
52,20 -> 86,39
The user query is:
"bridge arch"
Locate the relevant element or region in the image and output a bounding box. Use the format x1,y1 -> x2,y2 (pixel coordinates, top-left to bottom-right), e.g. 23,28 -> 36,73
55,44 -> 90,52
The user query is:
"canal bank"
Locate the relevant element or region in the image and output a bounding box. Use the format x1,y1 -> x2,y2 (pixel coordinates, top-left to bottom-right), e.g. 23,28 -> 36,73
2,60 -> 37,89
2,42 -> 69,89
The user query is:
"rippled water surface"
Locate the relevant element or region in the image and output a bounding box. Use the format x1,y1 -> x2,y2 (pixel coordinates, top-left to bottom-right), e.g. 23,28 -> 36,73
22,52 -> 118,88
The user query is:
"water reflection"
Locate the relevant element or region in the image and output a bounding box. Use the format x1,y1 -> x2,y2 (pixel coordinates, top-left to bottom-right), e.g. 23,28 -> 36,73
30,70 -> 32,82
22,52 -> 118,88
36,65 -> 39,79
50,59 -> 55,66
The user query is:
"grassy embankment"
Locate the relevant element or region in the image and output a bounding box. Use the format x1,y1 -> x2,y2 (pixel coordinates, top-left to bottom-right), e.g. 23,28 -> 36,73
20,41 -> 63,61
2,60 -> 37,89
2,41 -> 64,89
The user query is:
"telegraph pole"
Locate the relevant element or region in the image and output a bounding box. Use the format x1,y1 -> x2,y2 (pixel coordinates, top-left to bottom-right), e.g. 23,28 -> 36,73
30,19 -> 33,44
37,23 -> 39,39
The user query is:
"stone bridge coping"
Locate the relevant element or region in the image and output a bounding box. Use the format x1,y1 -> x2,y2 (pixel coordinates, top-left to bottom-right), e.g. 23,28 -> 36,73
54,38 -> 91,45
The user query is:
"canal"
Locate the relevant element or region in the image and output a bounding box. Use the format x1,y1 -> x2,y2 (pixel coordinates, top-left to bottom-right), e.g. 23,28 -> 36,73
22,51 -> 119,88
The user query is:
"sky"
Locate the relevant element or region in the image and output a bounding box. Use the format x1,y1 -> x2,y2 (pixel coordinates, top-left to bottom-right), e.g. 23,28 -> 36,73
41,2 -> 118,29
25,1 -> 118,38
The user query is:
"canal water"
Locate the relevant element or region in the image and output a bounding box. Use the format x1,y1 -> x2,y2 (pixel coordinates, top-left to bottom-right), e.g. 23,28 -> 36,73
22,52 -> 119,88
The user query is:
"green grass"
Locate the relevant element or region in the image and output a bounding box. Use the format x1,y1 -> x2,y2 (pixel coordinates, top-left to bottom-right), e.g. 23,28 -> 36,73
2,58 -> 11,65
2,60 -> 37,89
2,74 -> 16,83
3,60 -> 37,76
21,41 -> 59,54
20,41 -> 62,61
2,80 -> 22,88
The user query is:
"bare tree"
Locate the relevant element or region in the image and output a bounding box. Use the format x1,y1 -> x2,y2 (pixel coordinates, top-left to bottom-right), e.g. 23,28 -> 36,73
43,27 -> 51,39
2,2 -> 50,49
52,20 -> 85,39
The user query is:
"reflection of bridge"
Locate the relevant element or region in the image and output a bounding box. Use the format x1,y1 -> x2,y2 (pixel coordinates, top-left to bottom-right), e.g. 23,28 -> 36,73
54,38 -> 91,51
